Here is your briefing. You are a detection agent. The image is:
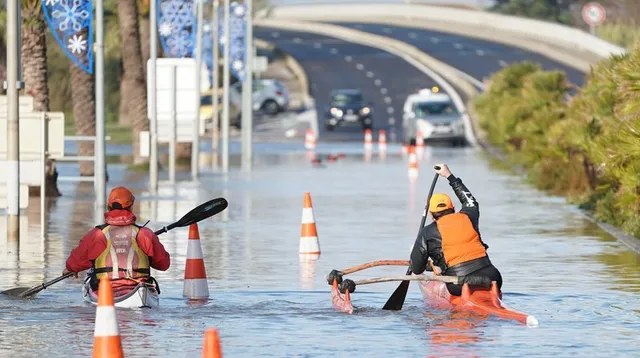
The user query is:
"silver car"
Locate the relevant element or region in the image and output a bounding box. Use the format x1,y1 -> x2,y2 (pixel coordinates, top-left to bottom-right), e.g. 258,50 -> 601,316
230,79 -> 289,115
402,92 -> 466,146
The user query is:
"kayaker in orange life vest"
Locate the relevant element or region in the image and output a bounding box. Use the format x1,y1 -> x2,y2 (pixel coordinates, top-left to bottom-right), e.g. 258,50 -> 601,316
409,164 -> 502,296
62,187 -> 171,290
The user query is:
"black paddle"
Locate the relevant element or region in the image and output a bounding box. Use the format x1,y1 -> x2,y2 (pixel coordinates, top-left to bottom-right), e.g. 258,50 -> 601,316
382,166 -> 440,310
1,197 -> 228,298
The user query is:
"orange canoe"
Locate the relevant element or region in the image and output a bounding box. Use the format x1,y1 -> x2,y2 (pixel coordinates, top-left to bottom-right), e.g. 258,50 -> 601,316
418,279 -> 538,326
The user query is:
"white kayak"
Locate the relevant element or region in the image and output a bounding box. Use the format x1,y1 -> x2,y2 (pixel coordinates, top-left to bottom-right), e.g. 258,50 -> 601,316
82,277 -> 160,308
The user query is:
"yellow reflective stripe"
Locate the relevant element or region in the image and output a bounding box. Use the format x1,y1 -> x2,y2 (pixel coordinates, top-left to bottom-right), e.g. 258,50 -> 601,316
104,228 -> 119,279
95,226 -> 112,280
130,226 -> 150,277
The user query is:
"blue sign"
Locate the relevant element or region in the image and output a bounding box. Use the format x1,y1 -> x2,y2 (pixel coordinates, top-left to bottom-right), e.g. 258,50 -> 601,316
202,21 -> 214,85
157,0 -> 197,58
218,2 -> 247,82
42,0 -> 94,74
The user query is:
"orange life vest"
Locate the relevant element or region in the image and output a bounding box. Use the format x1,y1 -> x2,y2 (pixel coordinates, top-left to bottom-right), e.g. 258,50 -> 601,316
436,212 -> 487,268
93,225 -> 150,280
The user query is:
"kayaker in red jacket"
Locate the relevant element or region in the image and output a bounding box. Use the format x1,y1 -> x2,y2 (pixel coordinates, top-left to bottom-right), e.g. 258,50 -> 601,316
409,164 -> 502,296
63,186 -> 171,290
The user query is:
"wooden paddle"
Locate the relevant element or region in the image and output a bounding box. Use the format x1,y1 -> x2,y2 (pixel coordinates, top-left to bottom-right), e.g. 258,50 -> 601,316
355,274 -> 459,286
1,197 -> 228,298
382,166 -> 440,310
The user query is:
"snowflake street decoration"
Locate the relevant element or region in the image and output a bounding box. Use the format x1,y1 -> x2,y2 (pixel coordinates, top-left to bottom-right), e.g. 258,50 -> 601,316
218,2 -> 247,82
202,21 -> 215,84
42,0 -> 94,74
158,0 -> 197,58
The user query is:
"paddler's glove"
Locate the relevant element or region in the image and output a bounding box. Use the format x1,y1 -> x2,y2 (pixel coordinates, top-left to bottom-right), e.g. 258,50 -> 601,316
326,269 -> 344,285
339,279 -> 356,294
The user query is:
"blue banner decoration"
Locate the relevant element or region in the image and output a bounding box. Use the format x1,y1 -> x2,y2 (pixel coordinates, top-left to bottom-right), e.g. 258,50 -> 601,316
202,21 -> 214,86
218,2 -> 246,82
41,0 -> 94,74
157,0 -> 197,58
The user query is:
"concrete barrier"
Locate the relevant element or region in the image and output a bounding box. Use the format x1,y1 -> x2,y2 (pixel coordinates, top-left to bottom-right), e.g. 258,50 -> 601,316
256,3 -> 626,72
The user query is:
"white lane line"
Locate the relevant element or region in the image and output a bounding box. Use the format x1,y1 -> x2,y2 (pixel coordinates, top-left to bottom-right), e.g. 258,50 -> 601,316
476,49 -> 485,56
454,43 -> 464,50
499,60 -> 508,67
380,88 -> 388,95
330,48 -> 338,54
374,79 -> 382,86
408,32 -> 417,39
430,37 -> 440,43
314,42 -> 322,48
345,55 -> 353,62
386,107 -> 394,114
388,118 -> 395,125
366,71 -> 374,78
293,37 -> 302,44
383,27 -> 392,34
384,96 -> 392,104
356,63 -> 365,70
271,32 -> 280,38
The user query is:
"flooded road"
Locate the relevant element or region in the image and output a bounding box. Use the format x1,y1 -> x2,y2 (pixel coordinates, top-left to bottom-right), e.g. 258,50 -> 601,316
1,143 -> 639,357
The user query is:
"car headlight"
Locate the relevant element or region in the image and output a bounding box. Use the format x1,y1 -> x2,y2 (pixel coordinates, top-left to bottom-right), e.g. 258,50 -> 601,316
330,107 -> 343,117
360,107 -> 371,115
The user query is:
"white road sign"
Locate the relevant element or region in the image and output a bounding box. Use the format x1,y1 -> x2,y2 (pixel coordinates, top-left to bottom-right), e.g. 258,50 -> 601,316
582,2 -> 606,26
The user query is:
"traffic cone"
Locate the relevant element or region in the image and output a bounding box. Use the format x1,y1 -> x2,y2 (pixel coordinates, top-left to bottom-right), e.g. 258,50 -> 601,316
202,328 -> 222,358
408,151 -> 419,180
184,223 -> 209,299
93,277 -> 124,358
416,130 -> 425,159
378,129 -> 387,152
299,192 -> 320,261
364,129 -> 373,151
304,129 -> 316,150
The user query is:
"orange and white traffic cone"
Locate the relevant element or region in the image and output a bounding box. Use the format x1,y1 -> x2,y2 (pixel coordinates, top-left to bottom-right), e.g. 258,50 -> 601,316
202,328 -> 222,358
364,129 -> 373,151
378,129 -> 387,152
299,192 -> 320,261
416,130 -> 425,159
408,150 -> 419,180
184,223 -> 209,300
304,129 -> 316,150
93,277 -> 124,358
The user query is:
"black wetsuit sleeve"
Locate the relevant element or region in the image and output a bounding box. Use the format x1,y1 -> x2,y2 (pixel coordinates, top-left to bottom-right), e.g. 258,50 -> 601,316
409,223 -> 442,274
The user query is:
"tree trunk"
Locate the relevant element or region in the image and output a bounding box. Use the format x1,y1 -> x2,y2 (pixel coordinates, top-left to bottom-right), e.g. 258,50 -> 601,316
21,4 -> 60,196
177,143 -> 192,163
118,0 -> 148,165
139,15 -> 150,81
118,58 -> 132,126
70,63 -> 96,176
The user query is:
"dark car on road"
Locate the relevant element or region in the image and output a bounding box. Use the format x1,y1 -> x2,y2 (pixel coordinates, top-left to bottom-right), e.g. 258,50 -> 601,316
324,89 -> 373,131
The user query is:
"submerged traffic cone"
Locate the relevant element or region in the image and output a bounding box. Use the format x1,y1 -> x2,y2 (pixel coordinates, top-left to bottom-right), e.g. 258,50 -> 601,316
299,192 -> 320,261
408,151 -> 419,180
93,277 -> 124,358
378,129 -> 387,152
304,129 -> 316,150
364,129 -> 373,151
202,328 -> 222,358
184,223 -> 209,299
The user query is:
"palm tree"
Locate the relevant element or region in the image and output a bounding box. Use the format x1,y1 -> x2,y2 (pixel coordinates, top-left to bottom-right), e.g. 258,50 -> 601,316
20,0 -> 49,112
138,0 -> 150,80
117,0 -> 148,164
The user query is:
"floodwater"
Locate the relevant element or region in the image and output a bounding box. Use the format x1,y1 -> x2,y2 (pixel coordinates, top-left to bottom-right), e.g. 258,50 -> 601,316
1,142 -> 639,357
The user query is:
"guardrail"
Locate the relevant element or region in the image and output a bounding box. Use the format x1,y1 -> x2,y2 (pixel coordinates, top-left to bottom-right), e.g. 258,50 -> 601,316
257,3 -> 626,60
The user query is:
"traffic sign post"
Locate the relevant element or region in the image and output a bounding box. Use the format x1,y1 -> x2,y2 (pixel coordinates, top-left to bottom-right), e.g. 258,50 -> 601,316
582,2 -> 606,35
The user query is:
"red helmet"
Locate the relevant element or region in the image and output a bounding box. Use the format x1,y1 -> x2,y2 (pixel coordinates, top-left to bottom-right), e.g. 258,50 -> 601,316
107,186 -> 135,210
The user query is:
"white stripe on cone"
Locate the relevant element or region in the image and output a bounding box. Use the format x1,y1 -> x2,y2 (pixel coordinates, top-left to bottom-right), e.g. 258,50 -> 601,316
184,279 -> 210,299
187,239 -> 204,259
94,306 -> 120,337
301,208 -> 315,224
299,236 -> 320,255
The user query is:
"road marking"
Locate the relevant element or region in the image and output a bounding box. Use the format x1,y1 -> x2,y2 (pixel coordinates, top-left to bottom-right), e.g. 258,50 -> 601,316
345,55 -> 353,62
387,107 -> 394,114
356,63 -> 365,70
293,37 -> 302,44
430,37 -> 440,43
476,49 -> 485,56
330,48 -> 338,54
383,27 -> 392,34
454,43 -> 464,50
313,42 -> 322,48
374,79 -> 382,86
380,88 -> 388,95
408,32 -> 417,39
384,96 -> 392,104
388,118 -> 396,125
271,32 -> 280,38
499,60 -> 508,67
366,71 -> 374,78
354,24 -> 363,29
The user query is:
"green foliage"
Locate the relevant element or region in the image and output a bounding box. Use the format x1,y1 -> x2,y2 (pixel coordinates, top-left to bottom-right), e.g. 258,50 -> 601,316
490,0 -> 577,25
474,54 -> 640,239
597,21 -> 640,49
